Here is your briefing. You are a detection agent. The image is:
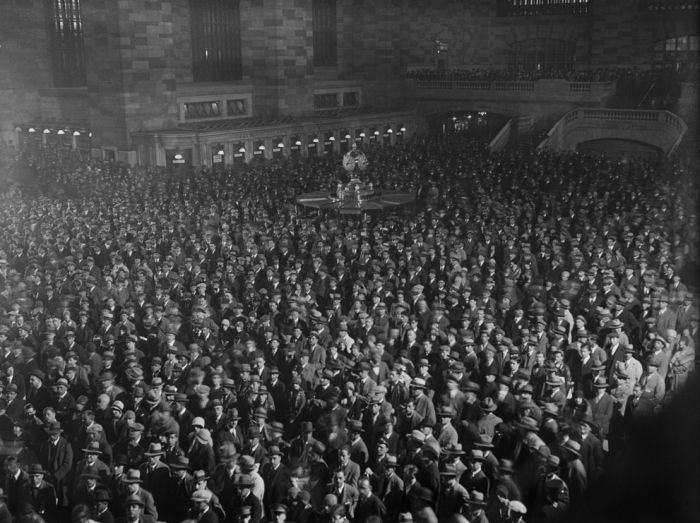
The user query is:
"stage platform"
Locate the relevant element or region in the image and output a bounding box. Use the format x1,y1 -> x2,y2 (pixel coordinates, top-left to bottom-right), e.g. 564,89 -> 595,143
295,190 -> 416,215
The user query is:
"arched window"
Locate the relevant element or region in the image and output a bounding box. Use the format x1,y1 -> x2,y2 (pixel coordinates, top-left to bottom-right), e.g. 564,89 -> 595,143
652,36 -> 699,81
190,0 -> 242,82
49,0 -> 86,87
508,38 -> 575,77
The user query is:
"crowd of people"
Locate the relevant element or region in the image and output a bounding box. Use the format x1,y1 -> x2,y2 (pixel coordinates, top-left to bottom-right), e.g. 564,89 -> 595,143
0,130 -> 698,523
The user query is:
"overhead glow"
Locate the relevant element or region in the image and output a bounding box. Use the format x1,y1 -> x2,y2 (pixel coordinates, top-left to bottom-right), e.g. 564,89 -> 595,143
344,134 -> 351,139
28,128 -> 36,133
73,131 -> 81,136
277,142 -> 284,148
295,140 -> 302,146
258,144 -> 265,150
329,136 -> 335,141
238,147 -> 246,153
57,129 -> 65,135
43,129 -> 51,134
312,137 -> 319,143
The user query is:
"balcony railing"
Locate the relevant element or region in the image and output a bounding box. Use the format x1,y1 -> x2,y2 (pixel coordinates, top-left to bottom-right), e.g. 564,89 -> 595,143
640,0 -> 699,11
408,78 -> 613,99
538,108 -> 688,156
497,0 -> 590,16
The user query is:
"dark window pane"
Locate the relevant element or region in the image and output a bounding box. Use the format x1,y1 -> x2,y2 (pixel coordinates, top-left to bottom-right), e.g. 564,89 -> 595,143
184,101 -> 222,120
313,0 -> 337,66
343,91 -> 359,107
226,99 -> 247,116
314,93 -> 339,109
190,0 -> 242,82
49,0 -> 86,87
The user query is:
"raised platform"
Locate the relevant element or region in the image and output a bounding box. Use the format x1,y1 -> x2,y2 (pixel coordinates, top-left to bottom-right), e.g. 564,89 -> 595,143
296,190 -> 416,214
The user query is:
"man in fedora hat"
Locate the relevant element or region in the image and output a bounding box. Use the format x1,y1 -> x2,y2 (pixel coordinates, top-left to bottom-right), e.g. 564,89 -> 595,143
476,397 -> 502,441
39,420 -> 73,509
262,445 -> 292,509
437,466 -> 469,519
496,459 -> 522,501
373,453 -> 403,519
188,423 -> 216,477
115,422 -> 146,468
346,420 -> 369,470
139,443 -> 170,515
590,377 -> 614,446
93,487 -> 115,523
459,450 -> 489,497
234,473 -> 262,523
73,440 -> 111,489
561,439 -> 587,506
441,443 -> 468,483
465,490 -> 489,523
640,355 -> 665,411
73,469 -> 102,507
120,494 -> 156,523
190,489 -> 219,523
289,421 -> 318,467
120,469 -> 158,521
216,408 -> 244,451
579,413 -> 604,483
22,463 -> 58,522
436,405 -> 459,448
410,377 -> 436,429
165,456 -> 193,522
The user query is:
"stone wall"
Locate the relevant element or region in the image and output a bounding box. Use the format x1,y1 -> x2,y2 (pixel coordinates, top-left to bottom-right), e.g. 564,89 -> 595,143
0,0 -> 52,143
0,1 -> 696,149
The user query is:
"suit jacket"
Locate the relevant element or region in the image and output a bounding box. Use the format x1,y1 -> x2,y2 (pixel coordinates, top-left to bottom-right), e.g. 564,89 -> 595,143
26,385 -> 52,414
589,393 -> 614,439
460,469 -> 490,497
605,344 -> 626,383
262,463 -> 292,508
330,483 -> 359,518
20,480 -> 57,520
415,393 -> 436,428
195,508 -> 220,523
94,508 -> 115,523
216,425 -> 245,451
350,438 -> 370,469
438,481 -> 470,518
655,308 -> 677,335
378,472 -> 404,518
5,470 -> 31,514
339,460 -> 361,487
40,437 -> 74,485
580,433 -> 604,481
115,516 -> 156,523
354,493 -> 386,521
138,461 -> 171,509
